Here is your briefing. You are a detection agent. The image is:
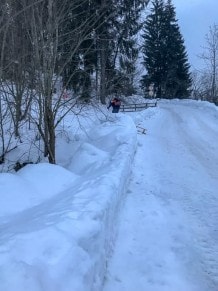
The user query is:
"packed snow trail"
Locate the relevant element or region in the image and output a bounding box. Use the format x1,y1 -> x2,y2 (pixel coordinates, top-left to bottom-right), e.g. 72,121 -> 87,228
103,101 -> 218,291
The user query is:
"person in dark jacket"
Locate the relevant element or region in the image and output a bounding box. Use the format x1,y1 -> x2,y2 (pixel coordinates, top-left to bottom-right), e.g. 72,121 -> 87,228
107,98 -> 121,113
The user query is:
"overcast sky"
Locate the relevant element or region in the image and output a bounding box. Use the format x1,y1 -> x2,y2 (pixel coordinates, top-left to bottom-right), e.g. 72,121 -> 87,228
173,0 -> 218,70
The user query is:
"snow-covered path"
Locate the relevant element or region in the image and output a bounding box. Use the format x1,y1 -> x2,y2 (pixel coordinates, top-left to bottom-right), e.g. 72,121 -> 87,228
1,100 -> 218,291
103,101 -> 218,291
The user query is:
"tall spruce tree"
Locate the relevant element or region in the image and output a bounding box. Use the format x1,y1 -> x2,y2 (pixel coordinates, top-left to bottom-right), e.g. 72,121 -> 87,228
111,0 -> 149,96
58,0 -> 149,102
141,0 -> 191,98
97,0 -> 149,100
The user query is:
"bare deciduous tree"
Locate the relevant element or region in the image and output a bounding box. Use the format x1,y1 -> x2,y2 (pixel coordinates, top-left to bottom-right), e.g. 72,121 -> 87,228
200,24 -> 218,104
27,0 -> 110,163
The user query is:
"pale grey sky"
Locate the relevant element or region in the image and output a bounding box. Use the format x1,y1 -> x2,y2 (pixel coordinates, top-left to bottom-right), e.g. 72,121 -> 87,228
173,0 -> 218,70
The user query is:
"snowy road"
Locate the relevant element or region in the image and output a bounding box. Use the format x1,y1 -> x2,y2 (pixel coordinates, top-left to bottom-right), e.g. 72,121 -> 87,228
1,100 -> 218,291
103,101 -> 218,291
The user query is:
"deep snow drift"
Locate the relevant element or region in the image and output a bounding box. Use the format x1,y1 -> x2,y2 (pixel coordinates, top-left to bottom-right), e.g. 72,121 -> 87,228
0,99 -> 218,291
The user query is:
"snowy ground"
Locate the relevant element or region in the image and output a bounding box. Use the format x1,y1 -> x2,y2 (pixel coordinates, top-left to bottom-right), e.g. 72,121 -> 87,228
103,100 -> 218,291
0,99 -> 218,291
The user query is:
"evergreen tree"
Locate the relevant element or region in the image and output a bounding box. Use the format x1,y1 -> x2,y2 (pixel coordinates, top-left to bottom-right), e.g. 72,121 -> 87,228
58,0 -> 149,102
97,0 -> 149,100
111,0 -> 149,96
58,0 -> 99,99
141,0 -> 191,98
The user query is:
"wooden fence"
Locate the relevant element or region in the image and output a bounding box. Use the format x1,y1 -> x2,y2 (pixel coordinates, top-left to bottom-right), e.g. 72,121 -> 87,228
119,101 -> 157,112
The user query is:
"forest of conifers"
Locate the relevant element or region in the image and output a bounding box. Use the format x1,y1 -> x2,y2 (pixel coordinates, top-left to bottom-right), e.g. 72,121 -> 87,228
0,0 -> 217,168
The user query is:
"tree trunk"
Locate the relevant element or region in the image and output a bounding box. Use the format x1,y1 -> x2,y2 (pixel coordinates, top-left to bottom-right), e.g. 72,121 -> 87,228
99,38 -> 107,104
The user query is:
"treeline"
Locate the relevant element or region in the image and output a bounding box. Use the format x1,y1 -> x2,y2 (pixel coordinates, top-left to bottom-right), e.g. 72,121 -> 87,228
0,0 -> 149,166
0,0 -> 148,103
1,0 -> 216,168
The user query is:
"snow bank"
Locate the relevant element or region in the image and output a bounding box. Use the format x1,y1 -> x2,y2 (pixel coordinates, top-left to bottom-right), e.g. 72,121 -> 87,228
0,164 -> 78,217
0,114 -> 137,291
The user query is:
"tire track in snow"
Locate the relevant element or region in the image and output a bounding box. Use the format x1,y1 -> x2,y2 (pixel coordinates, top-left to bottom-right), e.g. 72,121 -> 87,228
161,104 -> 218,290
181,191 -> 218,290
